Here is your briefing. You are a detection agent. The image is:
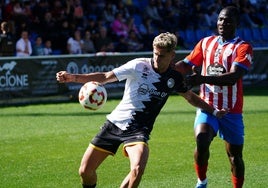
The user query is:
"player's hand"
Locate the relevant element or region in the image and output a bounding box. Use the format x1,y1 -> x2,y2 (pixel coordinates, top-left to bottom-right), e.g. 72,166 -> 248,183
56,71 -> 73,83
185,66 -> 203,86
186,73 -> 202,86
214,108 -> 229,118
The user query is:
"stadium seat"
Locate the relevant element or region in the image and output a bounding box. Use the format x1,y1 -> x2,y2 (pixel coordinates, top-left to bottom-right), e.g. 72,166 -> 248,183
88,14 -> 97,21
132,0 -> 148,12
52,49 -> 62,55
184,29 -> 197,49
260,27 -> 268,43
177,30 -> 186,39
195,29 -> 207,41
236,28 -> 244,38
242,28 -> 253,42
251,27 -> 264,47
133,14 -> 143,26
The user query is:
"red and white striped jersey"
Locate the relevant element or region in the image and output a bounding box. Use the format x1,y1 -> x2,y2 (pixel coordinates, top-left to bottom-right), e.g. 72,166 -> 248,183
184,35 -> 253,113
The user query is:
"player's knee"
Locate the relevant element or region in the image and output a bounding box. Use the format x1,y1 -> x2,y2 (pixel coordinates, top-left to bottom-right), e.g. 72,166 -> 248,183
131,165 -> 145,178
196,132 -> 212,151
79,165 -> 93,179
228,154 -> 243,166
79,166 -> 86,178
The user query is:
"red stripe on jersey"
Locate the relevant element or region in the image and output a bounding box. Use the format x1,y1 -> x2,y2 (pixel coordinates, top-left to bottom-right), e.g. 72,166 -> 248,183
218,89 -> 223,110
186,36 -> 253,113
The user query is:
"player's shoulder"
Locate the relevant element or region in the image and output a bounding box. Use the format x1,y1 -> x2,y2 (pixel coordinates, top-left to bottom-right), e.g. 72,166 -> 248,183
130,57 -> 151,64
235,37 -> 253,51
169,66 -> 184,79
202,35 -> 217,42
127,57 -> 152,68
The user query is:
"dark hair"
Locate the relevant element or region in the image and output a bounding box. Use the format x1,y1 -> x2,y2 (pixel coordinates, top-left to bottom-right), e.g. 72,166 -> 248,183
222,6 -> 240,23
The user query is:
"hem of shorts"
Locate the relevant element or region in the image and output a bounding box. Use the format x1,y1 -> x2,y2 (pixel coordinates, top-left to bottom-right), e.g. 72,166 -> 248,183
89,143 -> 115,156
123,141 -> 148,157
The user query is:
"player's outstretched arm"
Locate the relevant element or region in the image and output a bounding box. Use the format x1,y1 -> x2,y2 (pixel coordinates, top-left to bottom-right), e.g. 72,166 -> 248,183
173,60 -> 193,75
187,65 -> 246,86
56,71 -> 118,84
179,90 -> 228,118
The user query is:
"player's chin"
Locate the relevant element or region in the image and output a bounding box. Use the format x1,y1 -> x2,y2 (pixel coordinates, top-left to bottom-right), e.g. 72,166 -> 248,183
217,28 -> 224,35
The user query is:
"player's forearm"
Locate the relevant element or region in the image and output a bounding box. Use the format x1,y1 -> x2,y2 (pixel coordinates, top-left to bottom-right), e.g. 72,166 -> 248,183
181,91 -> 214,114
71,73 -> 107,84
71,71 -> 117,84
200,73 -> 240,86
199,66 -> 245,86
188,94 -> 214,114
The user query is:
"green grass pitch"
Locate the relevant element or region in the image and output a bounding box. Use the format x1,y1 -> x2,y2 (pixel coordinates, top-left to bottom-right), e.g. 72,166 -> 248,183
0,88 -> 267,188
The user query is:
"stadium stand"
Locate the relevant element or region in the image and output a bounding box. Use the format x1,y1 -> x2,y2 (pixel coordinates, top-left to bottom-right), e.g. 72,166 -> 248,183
0,0 -> 267,55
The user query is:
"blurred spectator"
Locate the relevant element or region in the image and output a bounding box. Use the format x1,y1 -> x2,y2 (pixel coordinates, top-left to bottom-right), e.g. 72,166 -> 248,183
85,18 -> 98,40
39,11 -> 58,46
172,0 -> 192,30
23,1 -> 35,24
160,0 -> 180,32
105,41 -> 115,52
102,2 -> 117,25
57,19 -> 71,54
0,0 -> 266,54
138,17 -> 156,50
115,36 -> 128,52
94,26 -> 114,52
67,29 -> 83,54
43,39 -> 53,55
73,0 -> 84,27
127,30 -> 144,52
2,1 -> 14,21
203,5 -> 219,30
190,1 -> 206,30
144,0 -> 163,29
32,0 -> 50,21
32,36 -> 45,56
127,17 -> 141,38
12,1 -> 26,21
111,12 -> 129,38
16,30 -> 32,57
239,0 -> 259,27
115,1 -> 130,21
50,0 -> 65,23
175,31 -> 187,50
15,21 -> 29,40
82,30 -> 96,54
0,21 -> 16,56
31,0 -> 50,31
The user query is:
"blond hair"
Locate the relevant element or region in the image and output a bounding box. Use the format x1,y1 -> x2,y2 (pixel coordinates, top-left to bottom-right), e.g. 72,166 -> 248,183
153,32 -> 177,52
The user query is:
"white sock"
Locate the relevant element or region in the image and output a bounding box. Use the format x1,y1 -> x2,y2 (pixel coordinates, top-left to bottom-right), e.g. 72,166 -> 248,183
197,178 -> 208,185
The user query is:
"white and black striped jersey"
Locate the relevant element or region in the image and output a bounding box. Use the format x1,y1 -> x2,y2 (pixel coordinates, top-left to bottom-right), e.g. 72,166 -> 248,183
106,58 -> 188,132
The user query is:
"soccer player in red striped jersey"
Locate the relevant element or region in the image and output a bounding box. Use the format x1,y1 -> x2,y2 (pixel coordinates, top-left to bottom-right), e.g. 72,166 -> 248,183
175,6 -> 253,188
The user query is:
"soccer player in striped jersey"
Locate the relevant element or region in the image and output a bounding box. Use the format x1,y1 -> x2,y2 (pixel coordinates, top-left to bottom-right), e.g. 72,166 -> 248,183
175,6 -> 253,188
56,32 -> 227,188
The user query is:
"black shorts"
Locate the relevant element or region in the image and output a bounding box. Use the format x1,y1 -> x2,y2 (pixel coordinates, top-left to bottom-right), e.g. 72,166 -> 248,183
90,120 -> 150,156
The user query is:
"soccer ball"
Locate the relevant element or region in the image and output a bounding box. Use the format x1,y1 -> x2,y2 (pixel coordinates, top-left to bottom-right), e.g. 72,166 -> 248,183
78,81 -> 107,110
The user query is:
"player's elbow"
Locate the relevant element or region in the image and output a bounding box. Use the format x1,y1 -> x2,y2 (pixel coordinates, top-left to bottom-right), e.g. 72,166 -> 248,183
174,61 -> 192,75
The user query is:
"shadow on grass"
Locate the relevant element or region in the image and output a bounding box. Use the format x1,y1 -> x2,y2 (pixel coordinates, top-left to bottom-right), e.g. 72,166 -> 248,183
244,87 -> 268,96
1,111 -> 110,117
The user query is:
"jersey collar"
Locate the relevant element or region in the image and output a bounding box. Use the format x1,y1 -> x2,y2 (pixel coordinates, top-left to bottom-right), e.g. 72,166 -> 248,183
217,36 -> 239,45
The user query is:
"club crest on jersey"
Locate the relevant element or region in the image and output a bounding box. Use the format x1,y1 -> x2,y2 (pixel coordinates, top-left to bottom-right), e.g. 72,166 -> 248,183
167,78 -> 175,88
138,83 -> 149,95
207,63 -> 226,75
142,65 -> 150,79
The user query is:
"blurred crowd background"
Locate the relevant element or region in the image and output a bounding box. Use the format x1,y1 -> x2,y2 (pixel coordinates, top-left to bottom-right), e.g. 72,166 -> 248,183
0,0 -> 267,57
